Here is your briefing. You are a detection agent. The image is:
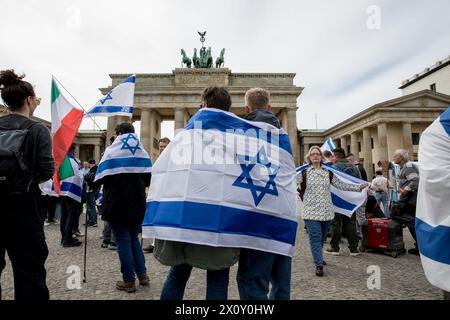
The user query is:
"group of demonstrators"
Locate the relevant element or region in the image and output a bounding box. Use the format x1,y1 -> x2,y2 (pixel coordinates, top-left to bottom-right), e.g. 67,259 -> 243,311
0,69 -> 449,300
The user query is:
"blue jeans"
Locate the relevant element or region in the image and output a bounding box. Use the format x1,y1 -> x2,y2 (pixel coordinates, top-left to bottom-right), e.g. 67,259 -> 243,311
109,222 -> 147,283
160,263 -> 229,300
375,192 -> 390,218
236,249 -> 291,300
304,220 -> 331,267
86,192 -> 97,224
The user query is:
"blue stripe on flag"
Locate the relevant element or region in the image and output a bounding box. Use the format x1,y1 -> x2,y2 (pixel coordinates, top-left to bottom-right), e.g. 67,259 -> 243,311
331,193 -> 357,211
97,157 -> 152,173
88,106 -> 133,114
60,182 -> 81,197
123,75 -> 136,83
440,106 -> 450,136
326,138 -> 335,151
144,201 -> 298,245
416,218 -> 450,265
185,110 -> 292,155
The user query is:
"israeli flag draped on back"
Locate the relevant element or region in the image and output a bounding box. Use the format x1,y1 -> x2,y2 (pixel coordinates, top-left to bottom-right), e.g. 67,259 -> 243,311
321,137 -> 335,154
85,75 -> 136,118
142,108 -> 298,257
94,133 -> 152,182
416,106 -> 450,292
296,163 -> 367,217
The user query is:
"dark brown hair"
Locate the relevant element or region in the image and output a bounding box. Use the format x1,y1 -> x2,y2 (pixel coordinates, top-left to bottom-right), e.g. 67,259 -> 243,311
115,122 -> 135,135
0,70 -> 35,111
201,87 -> 232,111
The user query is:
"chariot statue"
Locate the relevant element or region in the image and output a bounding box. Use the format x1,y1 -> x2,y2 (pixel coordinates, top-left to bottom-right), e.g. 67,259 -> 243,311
180,31 -> 226,69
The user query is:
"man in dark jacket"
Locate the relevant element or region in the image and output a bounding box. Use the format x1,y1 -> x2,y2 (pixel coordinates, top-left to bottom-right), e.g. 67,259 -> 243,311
236,88 -> 291,300
95,122 -> 151,293
84,159 -> 99,227
347,153 -> 368,181
325,147 -> 363,256
0,70 -> 54,300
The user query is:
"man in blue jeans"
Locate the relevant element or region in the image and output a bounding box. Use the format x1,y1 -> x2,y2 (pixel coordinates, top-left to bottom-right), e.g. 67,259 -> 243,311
235,88 -> 291,300
95,122 -> 152,293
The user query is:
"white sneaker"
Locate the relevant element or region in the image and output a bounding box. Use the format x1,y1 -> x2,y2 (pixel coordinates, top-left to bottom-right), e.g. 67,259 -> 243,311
350,250 -> 362,257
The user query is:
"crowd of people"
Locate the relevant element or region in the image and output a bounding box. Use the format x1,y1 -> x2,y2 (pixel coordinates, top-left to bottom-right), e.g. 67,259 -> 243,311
0,69 -> 447,301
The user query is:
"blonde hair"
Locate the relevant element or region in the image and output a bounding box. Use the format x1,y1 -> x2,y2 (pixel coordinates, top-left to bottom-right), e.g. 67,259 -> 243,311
305,146 -> 323,164
245,88 -> 270,110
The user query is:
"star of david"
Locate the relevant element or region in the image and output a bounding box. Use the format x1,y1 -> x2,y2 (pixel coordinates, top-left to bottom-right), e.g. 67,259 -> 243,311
99,92 -> 113,105
120,133 -> 141,155
232,147 -> 280,206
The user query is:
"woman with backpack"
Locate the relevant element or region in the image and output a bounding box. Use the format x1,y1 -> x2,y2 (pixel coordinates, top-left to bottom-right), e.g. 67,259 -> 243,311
298,146 -> 366,277
0,70 -> 54,300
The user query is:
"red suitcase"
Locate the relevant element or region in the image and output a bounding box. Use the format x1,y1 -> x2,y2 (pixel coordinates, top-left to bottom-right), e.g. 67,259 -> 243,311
360,218 -> 406,258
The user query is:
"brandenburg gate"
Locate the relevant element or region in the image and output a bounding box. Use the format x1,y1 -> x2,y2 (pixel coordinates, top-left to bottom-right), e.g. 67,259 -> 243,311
103,34 -> 303,164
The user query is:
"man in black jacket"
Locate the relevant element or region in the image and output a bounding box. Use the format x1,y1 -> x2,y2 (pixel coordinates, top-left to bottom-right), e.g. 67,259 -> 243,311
0,70 -> 54,300
95,122 -> 151,293
84,159 -> 99,227
236,88 -> 291,300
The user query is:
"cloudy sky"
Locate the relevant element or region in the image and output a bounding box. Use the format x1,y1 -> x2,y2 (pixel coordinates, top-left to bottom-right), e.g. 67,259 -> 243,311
1,0 -> 449,138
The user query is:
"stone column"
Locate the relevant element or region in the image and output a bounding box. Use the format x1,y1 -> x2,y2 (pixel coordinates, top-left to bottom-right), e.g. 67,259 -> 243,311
279,109 -> 289,131
106,116 -> 118,146
362,128 -> 373,179
287,108 -> 299,165
74,144 -> 80,160
140,109 -> 153,155
94,144 -> 101,164
340,136 -> 347,154
402,122 -> 414,159
350,132 -> 359,158
174,107 -> 185,134
377,122 -> 388,163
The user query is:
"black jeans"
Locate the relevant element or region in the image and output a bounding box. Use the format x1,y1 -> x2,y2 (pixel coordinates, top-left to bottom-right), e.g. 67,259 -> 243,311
41,195 -> 57,222
0,188 -> 49,300
60,197 -> 80,243
330,213 -> 359,251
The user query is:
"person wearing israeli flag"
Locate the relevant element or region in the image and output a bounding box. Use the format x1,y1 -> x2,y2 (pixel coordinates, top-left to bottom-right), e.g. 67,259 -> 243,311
236,88 -> 292,300
298,146 -> 368,276
94,122 -> 152,293
416,106 -> 450,299
155,87 -> 239,300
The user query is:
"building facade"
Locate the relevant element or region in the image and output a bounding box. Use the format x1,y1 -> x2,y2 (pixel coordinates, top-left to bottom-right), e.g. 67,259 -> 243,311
400,55 -> 450,96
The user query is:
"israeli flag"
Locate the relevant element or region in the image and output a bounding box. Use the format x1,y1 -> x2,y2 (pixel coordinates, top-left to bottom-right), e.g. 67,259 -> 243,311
95,133 -> 152,182
85,75 -> 136,117
59,156 -> 84,203
416,107 -> 450,292
321,137 -> 336,154
296,163 -> 367,217
142,108 -> 298,257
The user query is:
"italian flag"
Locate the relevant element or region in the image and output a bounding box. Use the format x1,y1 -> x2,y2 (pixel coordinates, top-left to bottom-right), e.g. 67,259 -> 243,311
51,77 -> 83,194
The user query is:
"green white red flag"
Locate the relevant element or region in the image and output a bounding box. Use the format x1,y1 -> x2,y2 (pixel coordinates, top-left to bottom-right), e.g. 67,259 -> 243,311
50,77 -> 83,194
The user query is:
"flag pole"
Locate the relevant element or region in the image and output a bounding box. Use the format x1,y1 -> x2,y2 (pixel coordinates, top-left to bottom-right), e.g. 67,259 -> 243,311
83,204 -> 88,283
52,75 -> 104,132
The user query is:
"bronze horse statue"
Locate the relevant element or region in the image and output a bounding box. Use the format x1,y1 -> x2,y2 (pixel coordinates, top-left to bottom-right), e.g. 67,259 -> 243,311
192,48 -> 200,68
215,48 -> 225,68
181,49 -> 192,68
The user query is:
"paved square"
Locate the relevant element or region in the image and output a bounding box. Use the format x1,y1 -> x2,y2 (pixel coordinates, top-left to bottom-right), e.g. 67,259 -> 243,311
1,215 -> 442,300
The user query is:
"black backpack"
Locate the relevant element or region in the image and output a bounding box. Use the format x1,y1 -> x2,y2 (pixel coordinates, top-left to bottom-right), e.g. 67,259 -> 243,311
0,120 -> 37,195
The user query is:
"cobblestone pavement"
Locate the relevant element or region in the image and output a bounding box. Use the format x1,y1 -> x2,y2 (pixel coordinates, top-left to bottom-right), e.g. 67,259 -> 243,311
1,214 -> 443,300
